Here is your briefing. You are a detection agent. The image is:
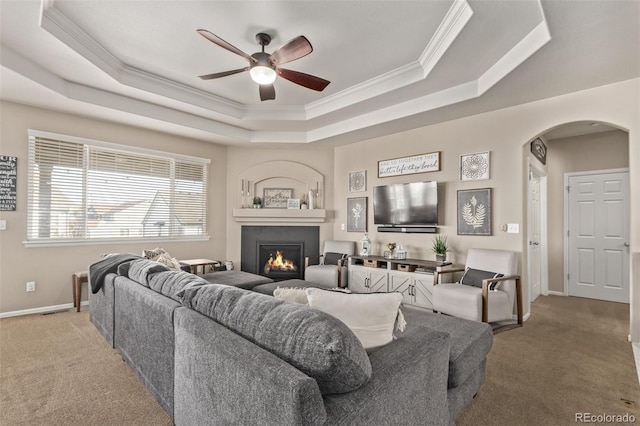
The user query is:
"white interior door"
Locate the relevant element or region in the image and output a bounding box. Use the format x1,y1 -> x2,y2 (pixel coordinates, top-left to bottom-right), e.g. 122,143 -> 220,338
566,170 -> 630,303
528,169 -> 542,302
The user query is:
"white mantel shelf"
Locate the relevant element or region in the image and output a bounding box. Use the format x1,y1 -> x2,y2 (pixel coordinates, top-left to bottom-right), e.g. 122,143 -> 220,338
232,208 -> 327,223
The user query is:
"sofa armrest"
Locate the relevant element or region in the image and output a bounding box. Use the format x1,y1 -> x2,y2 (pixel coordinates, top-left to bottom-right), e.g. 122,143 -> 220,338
323,326 -> 451,425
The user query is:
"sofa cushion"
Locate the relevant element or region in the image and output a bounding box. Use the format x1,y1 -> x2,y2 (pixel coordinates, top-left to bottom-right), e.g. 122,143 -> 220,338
123,258 -> 170,286
306,288 -> 404,352
460,267 -> 504,290
179,284 -> 372,395
402,307 -> 493,388
200,270 -> 273,290
148,270 -> 209,301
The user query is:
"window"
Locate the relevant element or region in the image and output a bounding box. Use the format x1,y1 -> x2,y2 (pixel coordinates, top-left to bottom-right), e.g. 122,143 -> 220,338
27,130 -> 209,246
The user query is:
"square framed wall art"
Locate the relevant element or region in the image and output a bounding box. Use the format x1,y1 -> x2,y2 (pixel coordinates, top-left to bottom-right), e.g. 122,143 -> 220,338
460,151 -> 490,181
347,197 -> 367,232
349,170 -> 367,192
457,188 -> 492,235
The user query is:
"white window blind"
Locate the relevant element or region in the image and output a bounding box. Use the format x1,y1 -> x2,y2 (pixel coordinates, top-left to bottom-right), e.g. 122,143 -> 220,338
27,130 -> 209,245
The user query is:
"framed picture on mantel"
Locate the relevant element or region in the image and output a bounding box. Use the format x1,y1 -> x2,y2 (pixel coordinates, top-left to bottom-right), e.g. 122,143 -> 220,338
263,188 -> 293,209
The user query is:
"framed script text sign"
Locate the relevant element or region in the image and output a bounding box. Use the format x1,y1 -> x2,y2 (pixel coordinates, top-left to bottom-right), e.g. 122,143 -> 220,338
378,152 -> 440,178
0,156 -> 17,211
263,188 -> 293,209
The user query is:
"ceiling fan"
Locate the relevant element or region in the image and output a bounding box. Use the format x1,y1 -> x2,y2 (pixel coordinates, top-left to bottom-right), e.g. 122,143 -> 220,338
196,29 -> 330,101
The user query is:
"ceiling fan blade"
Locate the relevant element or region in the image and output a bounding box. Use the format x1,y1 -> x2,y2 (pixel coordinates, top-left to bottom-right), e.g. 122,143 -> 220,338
277,68 -> 330,92
199,67 -> 249,80
197,29 -> 256,63
259,84 -> 276,101
270,36 -> 313,65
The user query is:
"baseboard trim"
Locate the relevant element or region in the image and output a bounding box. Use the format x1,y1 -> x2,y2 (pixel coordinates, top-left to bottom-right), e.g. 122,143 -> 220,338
0,301 -> 89,319
546,291 -> 565,296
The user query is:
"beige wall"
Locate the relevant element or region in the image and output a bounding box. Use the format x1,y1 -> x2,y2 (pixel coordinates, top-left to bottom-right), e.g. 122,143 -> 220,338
333,79 -> 639,338
2,78 -> 639,342
224,146 -> 335,267
546,130 -> 629,293
0,101 -> 228,314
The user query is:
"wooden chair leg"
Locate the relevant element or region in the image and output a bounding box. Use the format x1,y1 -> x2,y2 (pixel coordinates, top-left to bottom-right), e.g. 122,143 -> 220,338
515,277 -> 523,326
72,275 -> 77,309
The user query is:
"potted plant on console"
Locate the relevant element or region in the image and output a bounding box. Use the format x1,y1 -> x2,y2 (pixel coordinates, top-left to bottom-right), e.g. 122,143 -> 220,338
431,235 -> 451,263
252,196 -> 262,209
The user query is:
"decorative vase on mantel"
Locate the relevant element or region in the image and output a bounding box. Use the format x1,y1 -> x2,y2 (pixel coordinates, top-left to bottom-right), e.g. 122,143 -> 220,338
308,190 -> 316,209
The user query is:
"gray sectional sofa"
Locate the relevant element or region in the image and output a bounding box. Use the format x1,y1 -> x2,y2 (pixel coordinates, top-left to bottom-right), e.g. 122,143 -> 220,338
88,256 -> 492,425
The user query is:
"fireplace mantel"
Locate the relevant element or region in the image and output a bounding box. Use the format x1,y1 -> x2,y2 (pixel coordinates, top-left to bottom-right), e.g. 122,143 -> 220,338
232,208 -> 327,223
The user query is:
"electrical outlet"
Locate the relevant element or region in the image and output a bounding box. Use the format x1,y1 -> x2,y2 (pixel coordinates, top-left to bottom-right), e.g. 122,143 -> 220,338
0,220 -> 6,230
26,281 -> 36,292
341,223 -> 345,230
507,223 -> 520,234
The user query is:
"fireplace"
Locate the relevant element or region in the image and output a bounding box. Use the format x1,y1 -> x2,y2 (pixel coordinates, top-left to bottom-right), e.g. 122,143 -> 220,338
241,226 -> 319,281
259,243 -> 303,280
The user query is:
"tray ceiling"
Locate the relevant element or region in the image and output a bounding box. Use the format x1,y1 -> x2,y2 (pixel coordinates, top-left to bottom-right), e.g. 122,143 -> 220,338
1,0 -> 638,146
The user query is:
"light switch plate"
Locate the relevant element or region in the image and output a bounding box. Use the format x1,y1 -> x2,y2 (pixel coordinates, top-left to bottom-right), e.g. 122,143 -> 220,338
507,223 -> 519,233
0,220 -> 6,231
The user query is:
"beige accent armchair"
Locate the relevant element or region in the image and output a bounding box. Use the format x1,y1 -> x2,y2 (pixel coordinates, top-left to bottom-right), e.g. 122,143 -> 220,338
432,248 -> 523,329
304,241 -> 355,288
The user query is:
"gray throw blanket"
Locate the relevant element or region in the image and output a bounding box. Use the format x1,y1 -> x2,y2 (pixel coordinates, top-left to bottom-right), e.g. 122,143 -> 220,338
89,253 -> 141,293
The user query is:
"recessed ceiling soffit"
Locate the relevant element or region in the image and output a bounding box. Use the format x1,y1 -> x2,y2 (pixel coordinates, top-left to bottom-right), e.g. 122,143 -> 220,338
31,0 -> 550,144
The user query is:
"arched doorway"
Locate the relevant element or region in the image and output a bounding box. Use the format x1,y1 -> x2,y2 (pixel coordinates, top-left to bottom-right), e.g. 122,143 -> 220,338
524,121 -> 630,308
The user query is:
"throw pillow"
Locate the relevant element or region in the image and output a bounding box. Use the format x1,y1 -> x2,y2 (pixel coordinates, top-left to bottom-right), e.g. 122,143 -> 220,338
273,287 -> 309,304
142,247 -> 182,271
306,288 -> 406,353
180,284 -> 372,395
126,258 -> 170,286
460,267 -> 504,290
323,252 -> 345,265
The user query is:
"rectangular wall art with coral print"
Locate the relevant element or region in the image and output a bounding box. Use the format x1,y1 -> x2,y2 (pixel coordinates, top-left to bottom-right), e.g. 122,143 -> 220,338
457,188 -> 492,235
460,151 -> 490,181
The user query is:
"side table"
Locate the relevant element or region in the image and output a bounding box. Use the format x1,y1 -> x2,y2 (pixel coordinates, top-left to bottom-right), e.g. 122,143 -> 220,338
179,259 -> 219,275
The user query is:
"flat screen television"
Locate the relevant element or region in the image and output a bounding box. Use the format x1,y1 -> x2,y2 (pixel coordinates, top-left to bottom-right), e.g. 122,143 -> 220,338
373,181 -> 438,226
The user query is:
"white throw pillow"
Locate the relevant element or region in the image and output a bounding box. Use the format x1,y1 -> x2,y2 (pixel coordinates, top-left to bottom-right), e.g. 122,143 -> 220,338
306,288 -> 405,352
273,287 -> 309,304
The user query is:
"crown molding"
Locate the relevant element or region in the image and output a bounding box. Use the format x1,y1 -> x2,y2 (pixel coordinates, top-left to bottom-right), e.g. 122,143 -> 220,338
26,0 -> 550,144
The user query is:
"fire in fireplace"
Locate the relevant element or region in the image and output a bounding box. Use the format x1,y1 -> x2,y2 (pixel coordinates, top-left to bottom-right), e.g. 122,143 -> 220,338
264,250 -> 298,274
259,243 -> 303,280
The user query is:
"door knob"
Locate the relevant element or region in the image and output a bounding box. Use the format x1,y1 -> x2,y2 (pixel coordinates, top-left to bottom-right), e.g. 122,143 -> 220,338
624,242 -> 630,247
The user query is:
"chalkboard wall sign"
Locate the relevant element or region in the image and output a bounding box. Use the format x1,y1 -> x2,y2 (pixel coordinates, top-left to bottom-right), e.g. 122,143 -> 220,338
0,156 -> 17,211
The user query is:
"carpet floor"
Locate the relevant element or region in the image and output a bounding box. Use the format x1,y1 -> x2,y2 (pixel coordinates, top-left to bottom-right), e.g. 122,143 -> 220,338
1,295 -> 638,425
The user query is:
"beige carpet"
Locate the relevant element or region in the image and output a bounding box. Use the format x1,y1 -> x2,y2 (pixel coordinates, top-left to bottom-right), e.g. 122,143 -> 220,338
0,295 -> 638,425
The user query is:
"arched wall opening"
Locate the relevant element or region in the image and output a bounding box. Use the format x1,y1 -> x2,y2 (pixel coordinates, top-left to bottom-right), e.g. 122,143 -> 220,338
521,120 -> 630,316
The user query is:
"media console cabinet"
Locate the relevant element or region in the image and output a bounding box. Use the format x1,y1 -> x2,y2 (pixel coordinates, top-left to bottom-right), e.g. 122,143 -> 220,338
348,255 -> 462,311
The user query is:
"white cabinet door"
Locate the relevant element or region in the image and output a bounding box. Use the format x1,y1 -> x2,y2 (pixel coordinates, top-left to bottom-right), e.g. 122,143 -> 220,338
388,272 -> 412,304
349,267 -> 369,293
412,274 -> 434,309
368,269 -> 388,293
349,266 -> 388,293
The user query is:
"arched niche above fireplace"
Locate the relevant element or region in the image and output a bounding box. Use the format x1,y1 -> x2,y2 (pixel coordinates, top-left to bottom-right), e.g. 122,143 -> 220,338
236,160 -> 324,210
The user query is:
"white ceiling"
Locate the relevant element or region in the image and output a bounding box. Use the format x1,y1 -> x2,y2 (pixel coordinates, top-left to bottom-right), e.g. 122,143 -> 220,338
1,0 -> 638,147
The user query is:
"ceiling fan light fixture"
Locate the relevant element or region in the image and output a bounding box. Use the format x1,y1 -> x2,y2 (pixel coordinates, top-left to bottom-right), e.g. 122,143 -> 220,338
250,65 -> 277,85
